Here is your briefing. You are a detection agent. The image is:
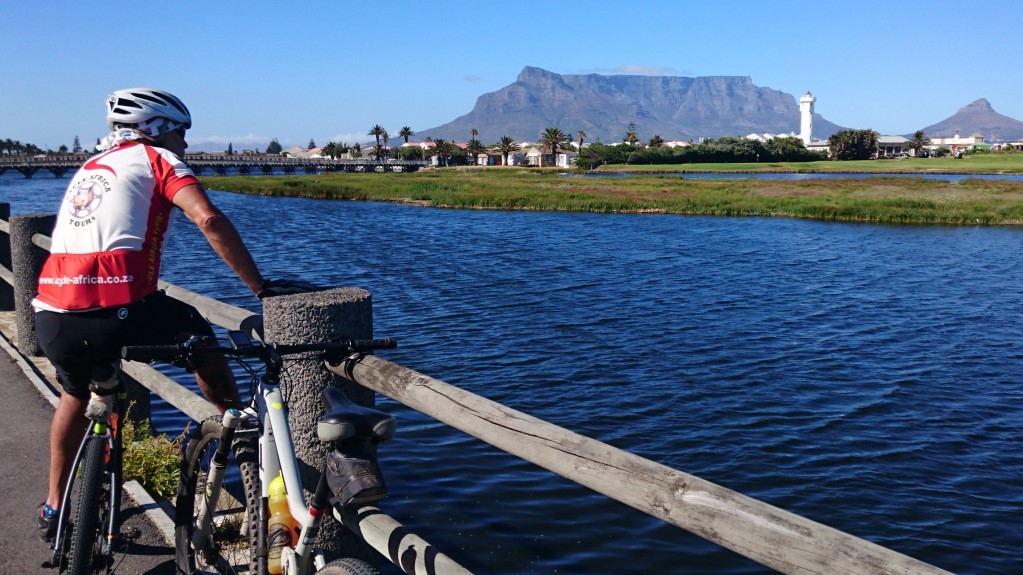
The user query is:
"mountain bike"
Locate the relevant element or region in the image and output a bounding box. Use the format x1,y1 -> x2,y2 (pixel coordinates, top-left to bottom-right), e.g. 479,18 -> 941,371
122,331 -> 397,575
46,383 -> 126,574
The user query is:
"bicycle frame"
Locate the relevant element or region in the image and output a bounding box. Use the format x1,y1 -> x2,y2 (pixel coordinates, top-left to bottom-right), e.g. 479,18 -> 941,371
50,390 -> 124,568
195,361 -> 332,574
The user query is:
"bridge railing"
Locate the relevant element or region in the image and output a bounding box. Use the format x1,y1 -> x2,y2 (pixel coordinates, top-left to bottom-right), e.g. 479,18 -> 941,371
0,202 -> 954,575
0,154 -> 428,178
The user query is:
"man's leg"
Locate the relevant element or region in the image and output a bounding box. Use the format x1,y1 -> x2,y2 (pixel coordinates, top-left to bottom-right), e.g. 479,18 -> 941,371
47,392 -> 88,508
196,355 -> 243,413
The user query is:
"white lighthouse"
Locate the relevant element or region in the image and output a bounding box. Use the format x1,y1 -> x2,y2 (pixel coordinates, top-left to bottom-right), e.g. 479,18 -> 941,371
799,91 -> 816,145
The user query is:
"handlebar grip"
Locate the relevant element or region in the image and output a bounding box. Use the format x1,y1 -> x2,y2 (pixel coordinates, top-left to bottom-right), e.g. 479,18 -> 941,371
352,338 -> 398,351
121,344 -> 182,363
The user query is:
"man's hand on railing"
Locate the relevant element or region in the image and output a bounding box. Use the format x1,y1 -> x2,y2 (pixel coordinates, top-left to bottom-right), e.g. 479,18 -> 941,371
256,278 -> 321,299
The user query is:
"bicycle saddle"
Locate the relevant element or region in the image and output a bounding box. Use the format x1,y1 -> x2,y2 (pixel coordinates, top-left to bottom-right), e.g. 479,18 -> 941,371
318,386 -> 396,443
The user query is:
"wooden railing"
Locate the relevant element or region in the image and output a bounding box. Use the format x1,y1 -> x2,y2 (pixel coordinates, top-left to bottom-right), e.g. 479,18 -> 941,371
0,203 -> 955,575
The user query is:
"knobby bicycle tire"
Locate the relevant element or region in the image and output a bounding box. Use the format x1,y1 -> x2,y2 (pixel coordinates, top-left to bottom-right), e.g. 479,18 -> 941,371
66,436 -> 109,575
176,415 -> 260,575
318,557 -> 380,575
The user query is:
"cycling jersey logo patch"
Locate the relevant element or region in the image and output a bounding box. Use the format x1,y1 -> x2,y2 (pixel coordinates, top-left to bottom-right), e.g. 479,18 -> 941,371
66,177 -> 109,220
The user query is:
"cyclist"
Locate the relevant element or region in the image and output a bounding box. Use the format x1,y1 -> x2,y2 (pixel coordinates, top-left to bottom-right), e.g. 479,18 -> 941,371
32,88 -> 297,542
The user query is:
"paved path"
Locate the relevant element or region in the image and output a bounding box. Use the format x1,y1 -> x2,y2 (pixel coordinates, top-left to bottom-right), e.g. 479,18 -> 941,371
0,312 -> 176,573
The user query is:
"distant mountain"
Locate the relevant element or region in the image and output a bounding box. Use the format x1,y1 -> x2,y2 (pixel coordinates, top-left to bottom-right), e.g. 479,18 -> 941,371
917,99 -> 1023,141
419,66 -> 846,144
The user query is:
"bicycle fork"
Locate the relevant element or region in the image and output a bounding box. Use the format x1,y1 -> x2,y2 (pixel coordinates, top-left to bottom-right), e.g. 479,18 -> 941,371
192,408 -> 243,553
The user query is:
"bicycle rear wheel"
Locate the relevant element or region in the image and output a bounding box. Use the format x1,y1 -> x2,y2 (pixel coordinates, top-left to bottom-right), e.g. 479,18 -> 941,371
176,415 -> 260,574
66,436 -> 110,575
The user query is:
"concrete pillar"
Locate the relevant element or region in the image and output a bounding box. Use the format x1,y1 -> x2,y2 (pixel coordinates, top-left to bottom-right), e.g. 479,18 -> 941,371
261,286 -> 377,564
0,203 -> 13,311
10,214 -> 55,355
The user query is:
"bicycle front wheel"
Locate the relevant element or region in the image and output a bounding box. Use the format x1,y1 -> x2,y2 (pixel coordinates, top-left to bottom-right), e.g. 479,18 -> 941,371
318,557 -> 380,575
176,415 -> 260,574
66,436 -> 109,575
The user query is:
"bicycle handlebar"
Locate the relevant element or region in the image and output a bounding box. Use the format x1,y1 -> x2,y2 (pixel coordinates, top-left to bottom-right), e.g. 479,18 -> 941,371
121,336 -> 397,364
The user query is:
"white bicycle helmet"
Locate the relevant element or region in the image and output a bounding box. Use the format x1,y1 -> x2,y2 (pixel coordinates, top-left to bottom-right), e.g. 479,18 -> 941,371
106,88 -> 192,137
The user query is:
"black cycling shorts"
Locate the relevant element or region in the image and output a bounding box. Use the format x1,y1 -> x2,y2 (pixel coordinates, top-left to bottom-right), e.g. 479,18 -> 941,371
35,290 -> 215,398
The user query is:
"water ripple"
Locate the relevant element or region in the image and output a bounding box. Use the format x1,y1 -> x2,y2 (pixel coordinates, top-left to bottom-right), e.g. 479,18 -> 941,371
3,174 -> 1021,574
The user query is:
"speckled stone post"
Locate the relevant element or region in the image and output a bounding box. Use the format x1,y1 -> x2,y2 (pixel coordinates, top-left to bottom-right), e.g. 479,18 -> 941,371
0,203 -> 13,311
10,214 -> 55,355
261,286 -> 377,562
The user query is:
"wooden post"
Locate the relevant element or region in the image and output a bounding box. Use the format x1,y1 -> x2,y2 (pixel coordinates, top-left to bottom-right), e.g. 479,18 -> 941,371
261,286 -> 377,564
9,214 -> 55,355
0,203 -> 13,311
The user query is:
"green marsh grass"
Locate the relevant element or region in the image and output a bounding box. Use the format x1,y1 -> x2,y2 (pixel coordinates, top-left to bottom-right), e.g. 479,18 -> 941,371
201,162 -> 1023,226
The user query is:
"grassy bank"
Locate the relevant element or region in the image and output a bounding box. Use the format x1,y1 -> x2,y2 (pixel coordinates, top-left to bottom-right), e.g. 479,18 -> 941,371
594,154 -> 1023,174
200,161 -> 1023,226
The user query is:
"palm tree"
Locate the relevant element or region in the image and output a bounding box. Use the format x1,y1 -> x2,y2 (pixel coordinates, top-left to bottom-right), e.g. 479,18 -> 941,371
496,136 -> 520,166
577,130 -> 587,151
399,126 -> 414,143
368,124 -> 385,151
428,138 -> 454,166
381,130 -> 390,160
465,139 -> 486,165
908,130 -> 932,157
539,127 -> 569,167
648,134 -> 665,148
470,128 -> 478,142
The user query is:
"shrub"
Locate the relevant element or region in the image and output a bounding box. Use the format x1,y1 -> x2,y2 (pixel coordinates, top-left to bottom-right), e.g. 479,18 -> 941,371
120,403 -> 186,499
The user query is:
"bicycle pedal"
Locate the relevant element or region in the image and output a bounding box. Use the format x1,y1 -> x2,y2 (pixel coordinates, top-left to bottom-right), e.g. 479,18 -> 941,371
120,526 -> 142,541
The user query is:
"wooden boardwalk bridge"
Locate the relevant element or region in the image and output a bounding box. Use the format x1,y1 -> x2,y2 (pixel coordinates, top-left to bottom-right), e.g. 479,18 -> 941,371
0,154 -> 427,178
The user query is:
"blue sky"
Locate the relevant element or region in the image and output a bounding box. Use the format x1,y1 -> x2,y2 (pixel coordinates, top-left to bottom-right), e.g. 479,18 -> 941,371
4,1 -> 1021,151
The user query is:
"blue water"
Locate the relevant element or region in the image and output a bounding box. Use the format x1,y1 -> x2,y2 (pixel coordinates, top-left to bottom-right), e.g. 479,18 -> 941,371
2,171 -> 1021,574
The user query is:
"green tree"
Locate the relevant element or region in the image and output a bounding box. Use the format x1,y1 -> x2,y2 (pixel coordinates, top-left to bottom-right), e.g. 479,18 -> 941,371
539,127 -> 569,167
72,135 -> 82,154
396,145 -> 424,161
265,138 -> 283,155
907,130 -> 932,158
398,126 -> 414,143
648,134 -> 665,148
623,122 -> 640,145
576,130 -> 587,150
828,129 -> 879,161
575,145 -> 608,169
226,143 -> 234,155
368,124 -> 385,151
428,138 -> 455,166
308,138 -> 316,149
496,136 -> 520,166
465,139 -> 486,165
470,127 -> 478,142
321,141 -> 343,159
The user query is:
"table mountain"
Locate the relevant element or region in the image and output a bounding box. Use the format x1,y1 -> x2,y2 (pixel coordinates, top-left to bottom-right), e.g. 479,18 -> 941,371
419,66 -> 845,144
917,99 -> 1023,141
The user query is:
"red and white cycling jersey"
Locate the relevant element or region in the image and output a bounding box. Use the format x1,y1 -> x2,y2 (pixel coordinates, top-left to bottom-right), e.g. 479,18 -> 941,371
34,141 -> 198,311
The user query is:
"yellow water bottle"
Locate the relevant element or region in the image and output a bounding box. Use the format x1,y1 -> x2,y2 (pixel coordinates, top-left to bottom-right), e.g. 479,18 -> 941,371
267,472 -> 298,574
